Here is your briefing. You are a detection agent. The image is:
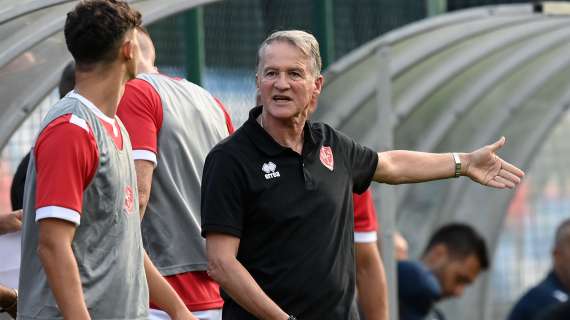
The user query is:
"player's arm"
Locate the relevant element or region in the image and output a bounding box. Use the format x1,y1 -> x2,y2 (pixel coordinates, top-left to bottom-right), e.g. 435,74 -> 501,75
144,252 -> 197,320
118,80 -> 194,318
206,233 -> 289,320
134,160 -> 154,218
356,242 -> 388,320
353,190 -> 388,320
38,219 -> 90,320
34,117 -> 97,320
117,79 -> 163,219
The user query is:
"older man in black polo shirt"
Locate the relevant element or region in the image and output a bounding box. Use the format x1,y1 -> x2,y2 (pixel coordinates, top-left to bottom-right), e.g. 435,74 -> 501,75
200,30 -> 524,320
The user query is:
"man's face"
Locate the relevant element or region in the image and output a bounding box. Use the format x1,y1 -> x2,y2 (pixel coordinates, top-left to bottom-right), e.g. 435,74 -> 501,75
434,253 -> 482,298
256,41 -> 323,122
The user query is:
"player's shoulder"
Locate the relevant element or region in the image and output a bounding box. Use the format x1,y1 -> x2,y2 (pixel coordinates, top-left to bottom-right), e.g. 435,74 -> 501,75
42,113 -> 92,137
125,77 -> 158,95
398,261 -> 441,298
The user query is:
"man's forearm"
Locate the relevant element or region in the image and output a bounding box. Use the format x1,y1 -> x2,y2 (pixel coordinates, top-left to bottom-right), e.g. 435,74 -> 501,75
38,236 -> 90,319
209,257 -> 288,320
375,151 -> 457,185
144,253 -> 196,320
134,160 -> 154,219
356,242 -> 389,320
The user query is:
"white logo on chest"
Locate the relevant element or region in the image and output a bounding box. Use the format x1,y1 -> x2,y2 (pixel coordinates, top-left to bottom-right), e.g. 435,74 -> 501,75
262,161 -> 280,180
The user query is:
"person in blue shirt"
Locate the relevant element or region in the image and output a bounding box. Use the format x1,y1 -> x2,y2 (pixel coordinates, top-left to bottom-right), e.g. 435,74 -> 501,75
398,224 -> 490,320
507,219 -> 570,320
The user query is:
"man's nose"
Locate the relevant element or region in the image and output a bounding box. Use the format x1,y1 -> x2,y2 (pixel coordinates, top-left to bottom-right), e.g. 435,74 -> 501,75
274,73 -> 290,89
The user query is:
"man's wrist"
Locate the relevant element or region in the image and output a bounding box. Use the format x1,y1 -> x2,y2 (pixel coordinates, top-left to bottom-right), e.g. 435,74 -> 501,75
451,153 -> 461,178
459,153 -> 469,176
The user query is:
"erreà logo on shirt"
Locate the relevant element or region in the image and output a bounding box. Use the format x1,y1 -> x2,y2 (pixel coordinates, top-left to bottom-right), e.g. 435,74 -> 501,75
262,161 -> 280,180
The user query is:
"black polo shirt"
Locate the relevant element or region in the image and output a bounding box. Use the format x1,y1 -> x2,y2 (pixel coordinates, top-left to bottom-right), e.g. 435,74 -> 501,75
201,106 -> 378,320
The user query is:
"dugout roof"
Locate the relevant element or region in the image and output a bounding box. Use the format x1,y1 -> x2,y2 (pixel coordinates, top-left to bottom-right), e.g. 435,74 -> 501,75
313,3 -> 570,319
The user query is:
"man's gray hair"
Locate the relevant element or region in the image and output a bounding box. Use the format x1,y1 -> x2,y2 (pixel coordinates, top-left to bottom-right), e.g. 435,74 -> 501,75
555,218 -> 570,249
257,30 -> 322,78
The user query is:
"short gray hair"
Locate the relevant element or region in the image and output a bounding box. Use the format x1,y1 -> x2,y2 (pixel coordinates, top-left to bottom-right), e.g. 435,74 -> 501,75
257,30 -> 322,78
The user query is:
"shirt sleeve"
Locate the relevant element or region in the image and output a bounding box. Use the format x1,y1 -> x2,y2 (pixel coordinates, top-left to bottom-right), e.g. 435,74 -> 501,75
34,114 -> 99,225
201,150 -> 246,238
332,126 -> 378,193
353,188 -> 379,243
117,78 -> 163,165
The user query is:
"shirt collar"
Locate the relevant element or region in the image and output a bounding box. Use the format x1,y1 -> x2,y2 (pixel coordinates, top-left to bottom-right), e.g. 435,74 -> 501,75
243,106 -> 318,157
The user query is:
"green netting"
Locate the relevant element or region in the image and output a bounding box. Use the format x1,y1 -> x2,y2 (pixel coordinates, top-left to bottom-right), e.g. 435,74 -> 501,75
147,15 -> 187,77
333,0 -> 426,58
144,0 -> 431,126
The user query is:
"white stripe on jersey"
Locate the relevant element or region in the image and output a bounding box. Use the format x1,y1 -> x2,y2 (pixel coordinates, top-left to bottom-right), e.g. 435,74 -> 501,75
133,150 -> 158,167
354,231 -> 377,243
69,114 -> 90,133
36,206 -> 81,225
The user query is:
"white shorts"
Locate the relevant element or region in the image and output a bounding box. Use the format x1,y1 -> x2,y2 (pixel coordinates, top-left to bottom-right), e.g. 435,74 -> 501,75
149,308 -> 222,320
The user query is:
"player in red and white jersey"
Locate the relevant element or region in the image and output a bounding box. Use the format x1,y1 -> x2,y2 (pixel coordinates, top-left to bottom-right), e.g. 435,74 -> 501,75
18,2 -> 196,320
117,28 -> 233,320
353,188 -> 389,320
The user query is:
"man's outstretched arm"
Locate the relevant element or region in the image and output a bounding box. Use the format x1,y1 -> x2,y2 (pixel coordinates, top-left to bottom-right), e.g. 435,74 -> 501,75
374,137 -> 524,188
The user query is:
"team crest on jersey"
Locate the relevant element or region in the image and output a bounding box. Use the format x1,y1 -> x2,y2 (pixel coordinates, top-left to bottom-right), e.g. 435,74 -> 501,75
262,161 -> 280,180
320,146 -> 334,171
124,185 -> 134,214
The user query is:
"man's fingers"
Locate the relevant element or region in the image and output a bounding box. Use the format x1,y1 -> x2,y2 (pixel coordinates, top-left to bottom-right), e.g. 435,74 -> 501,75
494,176 -> 515,189
500,159 -> 525,178
489,136 -> 506,152
486,178 -> 506,189
13,210 -> 22,220
499,168 -> 521,185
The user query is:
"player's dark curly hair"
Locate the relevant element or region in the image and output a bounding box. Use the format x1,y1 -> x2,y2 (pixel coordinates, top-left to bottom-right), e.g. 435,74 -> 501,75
64,0 -> 142,68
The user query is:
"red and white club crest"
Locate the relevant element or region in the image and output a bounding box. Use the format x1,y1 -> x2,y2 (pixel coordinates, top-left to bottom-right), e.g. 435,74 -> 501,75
124,185 -> 134,214
320,146 -> 334,171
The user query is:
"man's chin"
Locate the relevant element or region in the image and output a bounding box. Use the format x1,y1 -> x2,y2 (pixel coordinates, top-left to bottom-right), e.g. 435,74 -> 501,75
265,104 -> 295,116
